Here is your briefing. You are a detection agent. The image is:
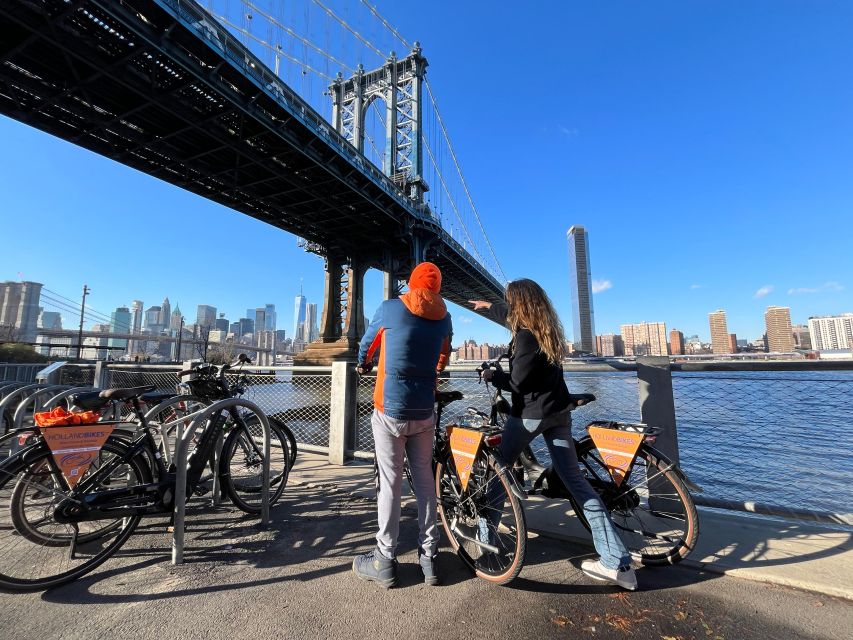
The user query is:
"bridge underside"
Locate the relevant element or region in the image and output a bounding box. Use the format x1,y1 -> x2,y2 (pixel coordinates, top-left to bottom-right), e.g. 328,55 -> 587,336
0,0 -> 504,309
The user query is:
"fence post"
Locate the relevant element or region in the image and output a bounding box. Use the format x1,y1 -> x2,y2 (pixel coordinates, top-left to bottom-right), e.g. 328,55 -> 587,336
328,361 -> 355,465
93,361 -> 110,389
636,356 -> 679,463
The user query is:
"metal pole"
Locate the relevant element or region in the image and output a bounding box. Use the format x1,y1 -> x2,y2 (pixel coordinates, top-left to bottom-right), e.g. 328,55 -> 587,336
175,316 -> 184,362
76,284 -> 90,360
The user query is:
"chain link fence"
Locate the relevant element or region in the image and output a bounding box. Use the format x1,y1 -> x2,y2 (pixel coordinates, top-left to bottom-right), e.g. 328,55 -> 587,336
673,372 -> 853,514
106,366 -> 181,391
239,371 -> 332,450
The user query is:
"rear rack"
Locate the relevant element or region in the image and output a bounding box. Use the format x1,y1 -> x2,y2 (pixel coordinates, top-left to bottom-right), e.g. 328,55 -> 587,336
585,420 -> 661,435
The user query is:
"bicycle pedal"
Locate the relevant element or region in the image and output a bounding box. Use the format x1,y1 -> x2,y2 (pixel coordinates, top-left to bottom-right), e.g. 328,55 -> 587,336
193,486 -> 211,497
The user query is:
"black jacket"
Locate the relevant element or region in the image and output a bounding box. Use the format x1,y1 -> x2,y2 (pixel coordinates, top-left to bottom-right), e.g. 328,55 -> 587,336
483,302 -> 571,419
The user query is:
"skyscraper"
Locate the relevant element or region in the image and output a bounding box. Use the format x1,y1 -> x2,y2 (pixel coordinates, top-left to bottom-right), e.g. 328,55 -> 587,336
708,310 -> 730,355
254,308 -> 266,343
170,304 -> 183,332
264,304 -> 276,331
765,306 -> 794,353
0,280 -> 43,343
108,306 -> 131,353
196,305 -> 216,329
620,322 -> 669,356
293,291 -> 306,343
567,226 -> 595,353
144,306 -> 162,330
160,297 -> 171,327
214,313 -> 229,332
792,324 -> 812,350
129,300 -> 143,354
38,311 -> 62,330
304,302 -> 319,343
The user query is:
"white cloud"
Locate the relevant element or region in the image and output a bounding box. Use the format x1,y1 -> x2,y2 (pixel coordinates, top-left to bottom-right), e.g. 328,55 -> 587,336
754,285 -> 774,299
458,315 -> 473,324
689,284 -> 703,290
592,279 -> 613,294
559,126 -> 579,136
788,281 -> 845,295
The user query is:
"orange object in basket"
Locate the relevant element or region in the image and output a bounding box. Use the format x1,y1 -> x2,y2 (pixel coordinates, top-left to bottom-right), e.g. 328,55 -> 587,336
34,406 -> 100,427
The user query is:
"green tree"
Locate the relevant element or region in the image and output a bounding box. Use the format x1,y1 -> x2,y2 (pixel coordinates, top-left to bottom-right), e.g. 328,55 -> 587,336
0,343 -> 49,363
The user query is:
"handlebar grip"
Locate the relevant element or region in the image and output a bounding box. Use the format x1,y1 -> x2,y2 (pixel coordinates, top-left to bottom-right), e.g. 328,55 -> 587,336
177,369 -> 194,377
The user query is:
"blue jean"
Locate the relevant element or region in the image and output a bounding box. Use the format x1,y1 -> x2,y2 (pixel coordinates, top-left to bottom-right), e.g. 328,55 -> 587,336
487,412 -> 631,570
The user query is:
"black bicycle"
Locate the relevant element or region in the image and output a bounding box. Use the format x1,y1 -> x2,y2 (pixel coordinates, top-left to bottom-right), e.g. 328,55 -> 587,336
142,356 -> 296,512
0,384 -> 281,591
476,358 -> 701,566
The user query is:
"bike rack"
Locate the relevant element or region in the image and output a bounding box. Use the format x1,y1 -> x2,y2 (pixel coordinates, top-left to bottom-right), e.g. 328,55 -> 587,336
0,383 -> 52,433
42,386 -> 100,410
172,397 -> 271,565
143,395 -> 213,468
11,384 -> 73,429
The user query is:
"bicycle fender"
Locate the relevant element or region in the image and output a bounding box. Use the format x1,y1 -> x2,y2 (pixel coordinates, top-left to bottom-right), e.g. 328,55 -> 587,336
641,445 -> 703,494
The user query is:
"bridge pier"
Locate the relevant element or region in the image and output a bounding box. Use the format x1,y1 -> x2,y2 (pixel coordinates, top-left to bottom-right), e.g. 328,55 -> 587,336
294,257 -> 367,365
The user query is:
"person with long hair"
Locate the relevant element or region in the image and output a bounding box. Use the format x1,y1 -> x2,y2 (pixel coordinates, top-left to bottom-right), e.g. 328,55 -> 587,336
470,278 -> 637,590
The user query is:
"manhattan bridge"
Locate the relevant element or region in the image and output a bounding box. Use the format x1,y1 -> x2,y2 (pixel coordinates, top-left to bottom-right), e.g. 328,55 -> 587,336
0,0 -> 507,362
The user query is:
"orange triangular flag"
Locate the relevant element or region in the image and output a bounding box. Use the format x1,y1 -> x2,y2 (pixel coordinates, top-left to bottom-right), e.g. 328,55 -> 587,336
42,425 -> 117,487
588,426 -> 644,487
448,426 -> 484,491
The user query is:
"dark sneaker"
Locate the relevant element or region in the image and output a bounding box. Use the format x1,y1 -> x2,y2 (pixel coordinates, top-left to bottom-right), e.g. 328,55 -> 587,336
419,553 -> 439,586
353,548 -> 397,588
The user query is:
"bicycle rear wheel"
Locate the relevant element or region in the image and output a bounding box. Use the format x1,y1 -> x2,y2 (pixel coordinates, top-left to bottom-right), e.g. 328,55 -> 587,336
220,415 -> 290,513
436,450 -> 526,585
572,439 -> 699,565
0,439 -> 151,591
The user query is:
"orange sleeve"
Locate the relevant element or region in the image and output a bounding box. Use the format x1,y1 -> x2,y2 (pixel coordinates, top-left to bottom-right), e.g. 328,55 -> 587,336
436,336 -> 451,372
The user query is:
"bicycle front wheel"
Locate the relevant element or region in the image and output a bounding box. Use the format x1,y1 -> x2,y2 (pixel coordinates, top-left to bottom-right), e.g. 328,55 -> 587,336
0,439 -> 150,591
436,450 -> 527,585
220,416 -> 290,513
572,439 -> 699,565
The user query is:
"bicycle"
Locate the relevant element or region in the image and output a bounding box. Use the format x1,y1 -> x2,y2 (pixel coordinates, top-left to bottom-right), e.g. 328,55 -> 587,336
144,355 -> 296,512
477,357 -> 701,567
0,384 -> 278,591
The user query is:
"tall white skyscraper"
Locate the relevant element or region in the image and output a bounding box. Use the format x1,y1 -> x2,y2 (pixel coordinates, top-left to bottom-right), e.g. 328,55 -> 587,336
293,291 -> 306,342
567,226 -> 595,353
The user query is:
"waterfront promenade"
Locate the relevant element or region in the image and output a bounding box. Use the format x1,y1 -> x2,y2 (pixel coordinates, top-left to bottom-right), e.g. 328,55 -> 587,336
1,453 -> 849,640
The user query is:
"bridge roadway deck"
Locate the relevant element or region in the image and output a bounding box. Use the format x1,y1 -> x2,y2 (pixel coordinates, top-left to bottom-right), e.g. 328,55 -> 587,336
1,454 -> 850,640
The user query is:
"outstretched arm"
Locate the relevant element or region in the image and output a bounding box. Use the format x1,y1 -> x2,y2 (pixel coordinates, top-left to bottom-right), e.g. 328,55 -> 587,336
358,304 -> 385,367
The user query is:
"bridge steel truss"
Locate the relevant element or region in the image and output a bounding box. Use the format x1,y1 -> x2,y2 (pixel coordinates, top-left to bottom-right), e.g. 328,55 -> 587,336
0,0 -> 504,359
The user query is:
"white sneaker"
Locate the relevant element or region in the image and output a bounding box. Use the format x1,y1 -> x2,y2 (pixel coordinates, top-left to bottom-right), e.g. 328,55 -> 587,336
581,558 -> 638,591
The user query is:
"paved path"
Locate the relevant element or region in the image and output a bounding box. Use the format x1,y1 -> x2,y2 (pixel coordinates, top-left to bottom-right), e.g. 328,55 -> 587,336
0,456 -> 850,640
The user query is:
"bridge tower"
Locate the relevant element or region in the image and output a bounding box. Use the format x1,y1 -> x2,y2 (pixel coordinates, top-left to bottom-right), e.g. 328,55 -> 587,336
330,44 -> 429,203
296,45 -> 434,365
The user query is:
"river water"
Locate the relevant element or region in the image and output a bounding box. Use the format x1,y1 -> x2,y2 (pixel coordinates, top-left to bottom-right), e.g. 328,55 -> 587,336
238,369 -> 852,515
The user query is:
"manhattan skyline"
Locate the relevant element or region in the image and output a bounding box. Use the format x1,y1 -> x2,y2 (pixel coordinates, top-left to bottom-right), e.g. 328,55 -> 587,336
1,1 -> 851,344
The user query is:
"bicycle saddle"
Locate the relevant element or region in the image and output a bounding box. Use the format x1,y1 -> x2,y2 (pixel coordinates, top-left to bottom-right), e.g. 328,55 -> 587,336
99,385 -> 156,401
70,391 -> 111,411
436,390 -> 463,405
139,391 -> 176,405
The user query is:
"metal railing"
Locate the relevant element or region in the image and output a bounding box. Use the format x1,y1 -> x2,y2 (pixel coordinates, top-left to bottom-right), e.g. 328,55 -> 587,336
3,359 -> 851,524
0,363 -> 43,383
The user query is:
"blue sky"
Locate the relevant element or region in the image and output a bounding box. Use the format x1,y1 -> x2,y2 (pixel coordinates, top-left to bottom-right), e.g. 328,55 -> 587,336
1,0 -> 851,345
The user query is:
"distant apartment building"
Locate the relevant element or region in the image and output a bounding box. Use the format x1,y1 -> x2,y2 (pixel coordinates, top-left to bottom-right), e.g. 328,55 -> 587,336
207,329 -> 228,344
197,305 -> 217,330
456,340 -> 507,361
669,329 -> 685,355
0,280 -> 43,343
620,322 -> 669,357
808,314 -> 853,350
792,324 -> 812,350
765,306 -> 794,353
596,333 -> 624,357
214,314 -> 229,332
728,333 -> 738,354
567,226 -> 596,353
708,310 -> 730,354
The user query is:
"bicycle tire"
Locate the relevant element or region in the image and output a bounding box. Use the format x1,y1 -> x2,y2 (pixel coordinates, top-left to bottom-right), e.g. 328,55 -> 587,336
220,416 -> 290,514
0,439 -> 151,591
435,449 -> 527,585
270,417 -> 298,470
571,439 -> 699,565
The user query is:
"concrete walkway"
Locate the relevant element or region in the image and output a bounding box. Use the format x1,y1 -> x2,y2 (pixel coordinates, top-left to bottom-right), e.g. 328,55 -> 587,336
296,454 -> 853,600
0,453 -> 850,640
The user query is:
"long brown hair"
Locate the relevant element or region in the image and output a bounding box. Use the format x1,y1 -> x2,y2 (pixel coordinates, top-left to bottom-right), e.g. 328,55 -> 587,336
505,279 -> 566,365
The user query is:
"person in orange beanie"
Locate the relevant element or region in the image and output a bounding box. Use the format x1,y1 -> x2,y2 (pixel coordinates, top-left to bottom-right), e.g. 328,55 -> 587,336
353,261 -> 452,587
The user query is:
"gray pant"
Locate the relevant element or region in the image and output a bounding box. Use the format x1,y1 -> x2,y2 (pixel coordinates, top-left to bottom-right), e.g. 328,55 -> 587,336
372,409 -> 438,559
